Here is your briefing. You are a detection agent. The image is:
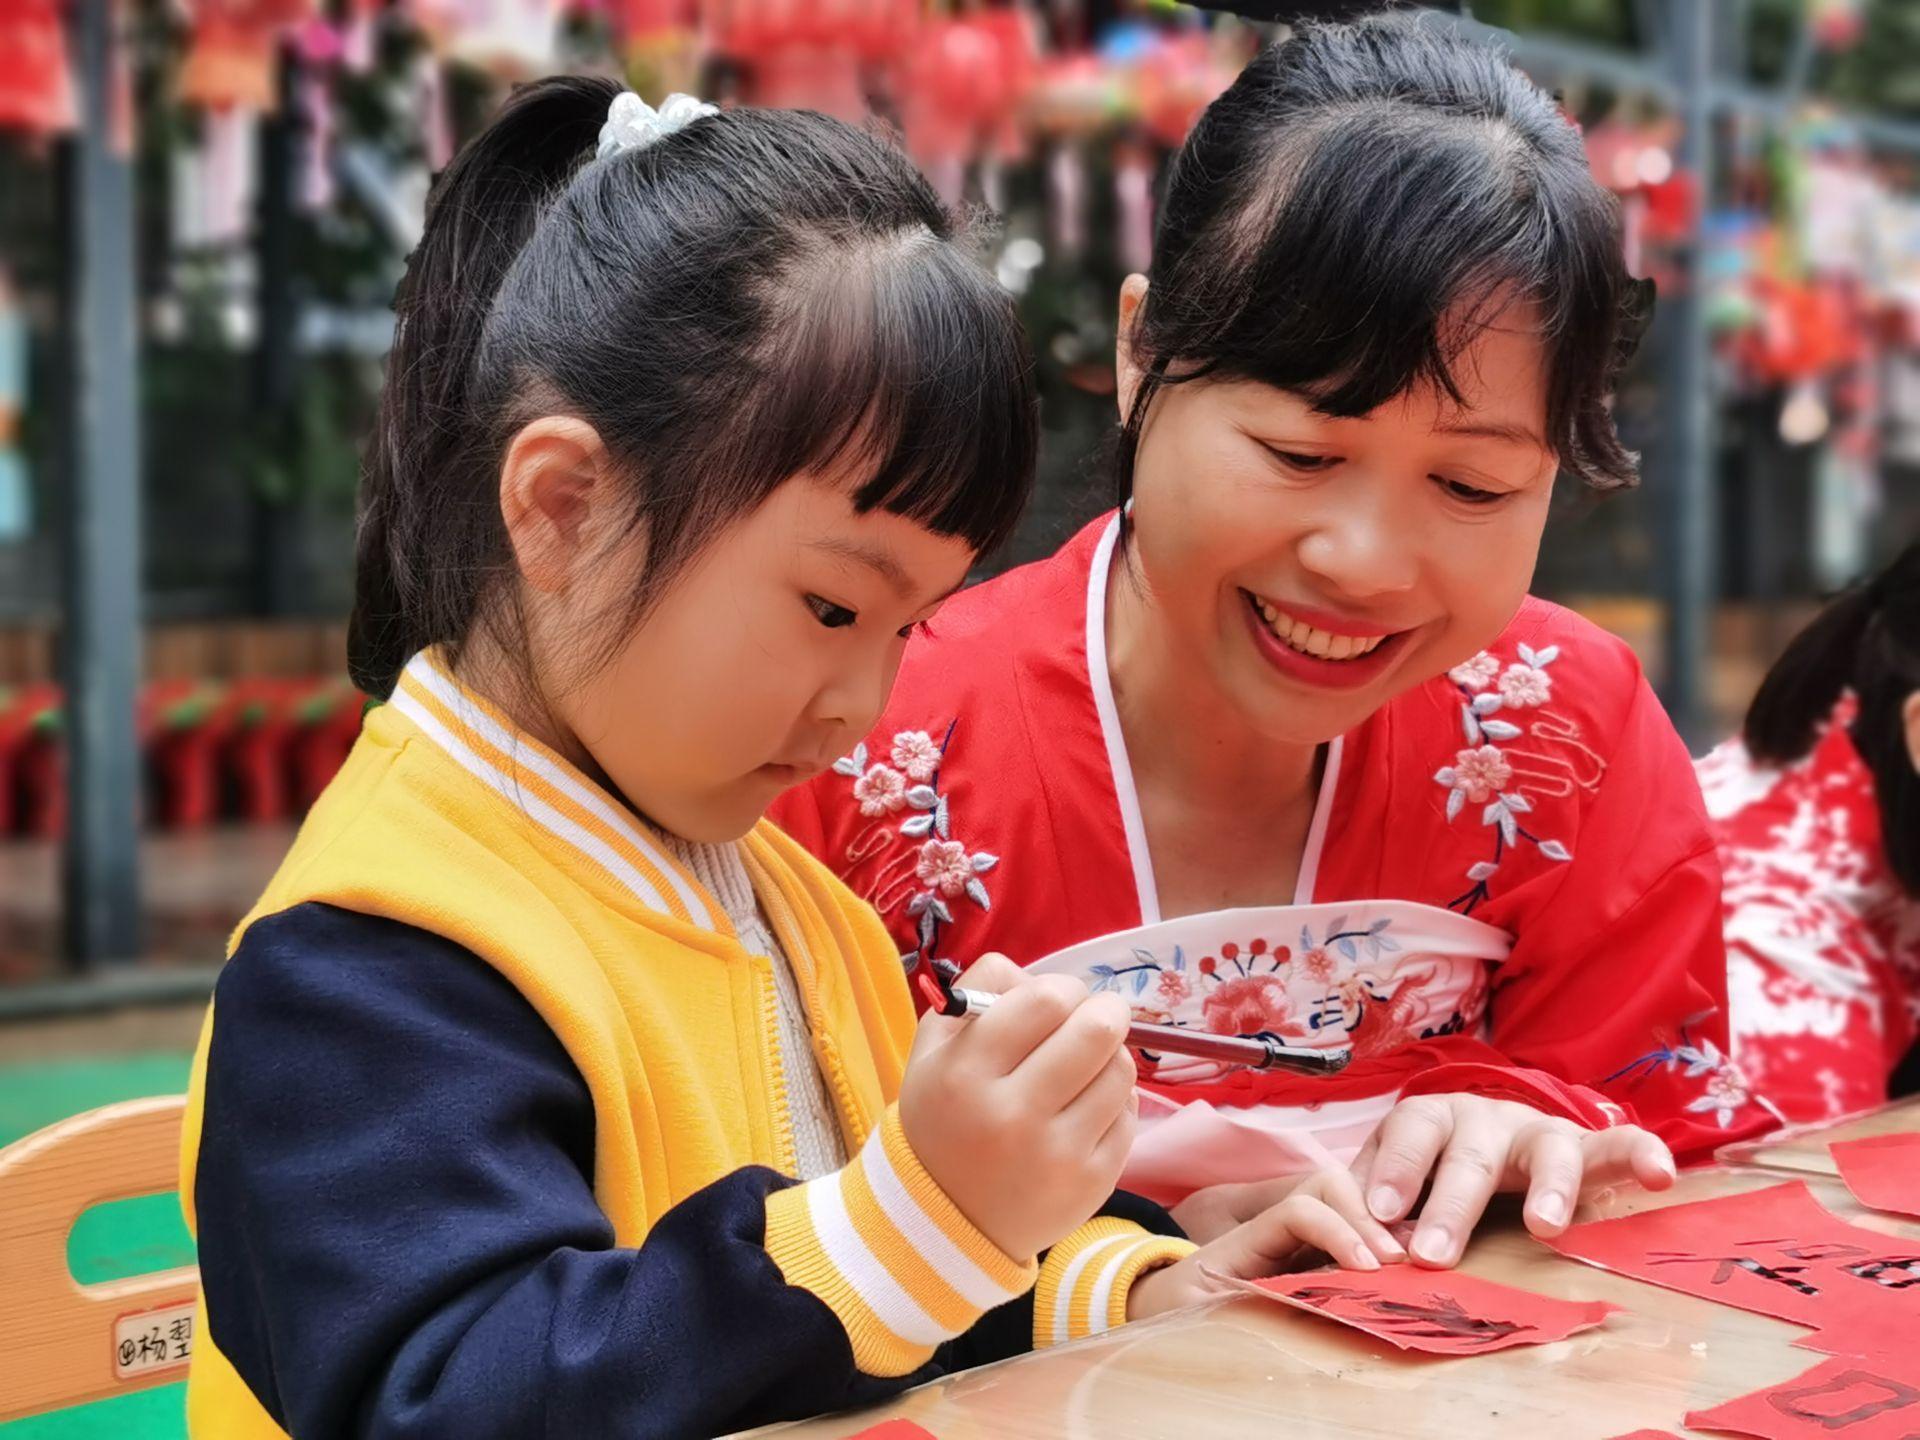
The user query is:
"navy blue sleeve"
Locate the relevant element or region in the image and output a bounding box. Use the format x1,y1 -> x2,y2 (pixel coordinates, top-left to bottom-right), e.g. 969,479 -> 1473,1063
195,903 -> 944,1439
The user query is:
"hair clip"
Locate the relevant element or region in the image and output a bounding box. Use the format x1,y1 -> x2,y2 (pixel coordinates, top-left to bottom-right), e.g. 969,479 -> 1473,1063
596,91 -> 717,161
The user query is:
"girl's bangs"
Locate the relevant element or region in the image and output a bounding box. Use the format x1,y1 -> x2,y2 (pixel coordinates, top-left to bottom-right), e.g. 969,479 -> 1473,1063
747,237 -> 1037,558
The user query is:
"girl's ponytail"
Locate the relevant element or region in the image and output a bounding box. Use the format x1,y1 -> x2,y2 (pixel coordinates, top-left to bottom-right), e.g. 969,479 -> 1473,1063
349,76 -> 619,697
1742,583 -> 1880,766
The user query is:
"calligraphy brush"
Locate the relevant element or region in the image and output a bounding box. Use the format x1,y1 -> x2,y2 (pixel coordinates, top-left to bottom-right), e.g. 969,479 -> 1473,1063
916,967 -> 1351,1076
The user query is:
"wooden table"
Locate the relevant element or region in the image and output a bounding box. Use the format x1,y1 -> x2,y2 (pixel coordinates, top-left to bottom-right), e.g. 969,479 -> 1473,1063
752,1102 -> 1920,1440
1719,1096 -> 1920,1179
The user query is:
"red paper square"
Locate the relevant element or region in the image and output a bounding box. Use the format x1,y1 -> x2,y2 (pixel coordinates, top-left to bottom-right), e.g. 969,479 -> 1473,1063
1687,1355 -> 1920,1439
1832,1135 -> 1920,1220
1544,1182 -> 1920,1342
843,1423 -> 939,1440
1233,1264 -> 1618,1355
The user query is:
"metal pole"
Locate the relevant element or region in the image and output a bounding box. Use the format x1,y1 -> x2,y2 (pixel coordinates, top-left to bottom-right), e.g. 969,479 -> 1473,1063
251,43 -> 307,617
1661,0 -> 1718,747
59,0 -> 143,965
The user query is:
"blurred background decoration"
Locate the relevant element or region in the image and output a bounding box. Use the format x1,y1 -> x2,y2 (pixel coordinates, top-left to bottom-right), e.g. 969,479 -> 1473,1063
0,0 -> 1915,1002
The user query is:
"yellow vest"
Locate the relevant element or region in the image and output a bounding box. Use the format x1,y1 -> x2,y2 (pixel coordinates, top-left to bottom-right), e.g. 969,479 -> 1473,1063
180,651 -> 1185,1436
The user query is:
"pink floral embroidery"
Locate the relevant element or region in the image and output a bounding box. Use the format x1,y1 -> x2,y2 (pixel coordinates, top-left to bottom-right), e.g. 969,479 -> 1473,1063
852,763 -> 908,816
1612,1033 -> 1772,1131
1449,652 -> 1501,689
833,724 -> 999,973
915,839 -> 974,897
1350,980 -> 1421,1059
1443,745 -> 1511,804
1691,1067 -> 1753,1129
1434,640 -> 1575,914
1300,946 -> 1336,982
890,730 -> 941,783
1325,973 -> 1391,1031
1201,975 -> 1293,1037
1497,663 -> 1553,708
1156,970 -> 1192,1005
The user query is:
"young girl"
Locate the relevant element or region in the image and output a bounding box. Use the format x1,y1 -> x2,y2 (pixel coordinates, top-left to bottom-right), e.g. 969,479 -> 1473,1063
1698,542 -> 1920,1124
178,78 -> 1402,1440
777,16 -> 1756,1269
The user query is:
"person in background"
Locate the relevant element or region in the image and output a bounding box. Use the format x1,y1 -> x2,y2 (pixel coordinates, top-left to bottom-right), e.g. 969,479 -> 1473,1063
1698,542 -> 1920,1126
777,15 -> 1765,1270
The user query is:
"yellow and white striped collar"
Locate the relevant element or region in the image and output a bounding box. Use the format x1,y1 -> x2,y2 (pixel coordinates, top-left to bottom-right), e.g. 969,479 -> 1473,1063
387,650 -> 729,937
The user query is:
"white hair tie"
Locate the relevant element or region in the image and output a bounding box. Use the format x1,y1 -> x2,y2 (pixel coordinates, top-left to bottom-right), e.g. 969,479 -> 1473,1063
596,91 -> 717,160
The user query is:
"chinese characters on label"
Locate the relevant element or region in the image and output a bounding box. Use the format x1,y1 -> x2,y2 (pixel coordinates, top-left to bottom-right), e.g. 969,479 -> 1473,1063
113,1301 -> 194,1380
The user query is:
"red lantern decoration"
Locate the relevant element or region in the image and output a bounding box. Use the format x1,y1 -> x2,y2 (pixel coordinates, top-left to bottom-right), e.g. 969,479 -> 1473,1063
0,0 -> 75,136
1736,276 -> 1867,385
895,13 -> 1035,175
180,0 -> 314,111
1134,32 -> 1231,150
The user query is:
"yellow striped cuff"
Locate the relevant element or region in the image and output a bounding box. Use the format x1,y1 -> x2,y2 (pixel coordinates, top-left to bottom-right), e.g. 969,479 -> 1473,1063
763,1105 -> 1036,1377
1032,1218 -> 1196,1349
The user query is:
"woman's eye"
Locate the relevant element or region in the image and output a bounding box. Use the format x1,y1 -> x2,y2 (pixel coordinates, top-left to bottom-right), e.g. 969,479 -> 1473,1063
805,595 -> 859,629
1437,476 -> 1507,505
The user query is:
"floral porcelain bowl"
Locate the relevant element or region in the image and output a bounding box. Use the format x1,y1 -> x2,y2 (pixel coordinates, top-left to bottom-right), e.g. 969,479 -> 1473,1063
1027,902 -> 1515,1204
1030,901 -> 1511,1085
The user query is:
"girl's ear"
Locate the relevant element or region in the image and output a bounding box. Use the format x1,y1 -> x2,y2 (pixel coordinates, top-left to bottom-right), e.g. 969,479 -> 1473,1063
499,416 -> 620,595
1904,691 -> 1920,775
1116,273 -> 1150,423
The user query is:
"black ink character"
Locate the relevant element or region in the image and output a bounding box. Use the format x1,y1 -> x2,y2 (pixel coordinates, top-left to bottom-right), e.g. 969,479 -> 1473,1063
1845,1256 -> 1920,1290
1766,1368 -> 1920,1430
1292,1286 -> 1533,1348
1649,1249 -> 1822,1296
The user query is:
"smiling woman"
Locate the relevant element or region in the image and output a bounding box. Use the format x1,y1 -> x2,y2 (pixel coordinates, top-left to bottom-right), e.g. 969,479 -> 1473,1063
774,13 -> 1772,1273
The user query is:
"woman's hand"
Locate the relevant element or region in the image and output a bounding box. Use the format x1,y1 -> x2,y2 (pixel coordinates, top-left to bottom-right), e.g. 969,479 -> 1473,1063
899,955 -> 1139,1261
1129,1168 -> 1406,1320
1350,1093 -> 1677,1268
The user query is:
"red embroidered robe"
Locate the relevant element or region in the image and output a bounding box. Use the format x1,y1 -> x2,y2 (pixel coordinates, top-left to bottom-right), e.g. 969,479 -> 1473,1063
776,516 -> 1777,1174
1699,703 -> 1920,1126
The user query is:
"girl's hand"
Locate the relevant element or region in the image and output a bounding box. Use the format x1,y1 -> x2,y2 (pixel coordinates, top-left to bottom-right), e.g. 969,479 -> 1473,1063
1128,1168 -> 1405,1320
1350,1094 -> 1677,1268
1171,1171 -> 1400,1247
899,955 -> 1138,1261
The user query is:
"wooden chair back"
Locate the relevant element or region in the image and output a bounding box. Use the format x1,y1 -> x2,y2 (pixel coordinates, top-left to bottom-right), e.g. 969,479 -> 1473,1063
0,1096 -> 198,1421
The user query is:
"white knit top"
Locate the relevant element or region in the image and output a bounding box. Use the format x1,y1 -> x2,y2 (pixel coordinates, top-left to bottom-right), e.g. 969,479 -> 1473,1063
655,832 -> 850,1181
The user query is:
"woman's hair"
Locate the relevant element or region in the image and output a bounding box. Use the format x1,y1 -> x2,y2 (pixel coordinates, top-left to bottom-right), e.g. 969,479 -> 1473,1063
349,76 -> 1036,699
1117,15 -> 1650,508
1744,542 -> 1920,895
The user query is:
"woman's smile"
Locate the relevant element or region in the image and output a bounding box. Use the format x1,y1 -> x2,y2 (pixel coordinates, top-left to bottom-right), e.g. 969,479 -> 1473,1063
1238,587 -> 1415,692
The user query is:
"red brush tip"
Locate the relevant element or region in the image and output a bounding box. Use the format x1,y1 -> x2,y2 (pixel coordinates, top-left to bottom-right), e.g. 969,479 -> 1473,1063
914,970 -> 951,1014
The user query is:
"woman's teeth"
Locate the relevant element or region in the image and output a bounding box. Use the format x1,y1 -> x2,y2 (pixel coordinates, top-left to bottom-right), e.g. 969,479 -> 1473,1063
1253,595 -> 1387,661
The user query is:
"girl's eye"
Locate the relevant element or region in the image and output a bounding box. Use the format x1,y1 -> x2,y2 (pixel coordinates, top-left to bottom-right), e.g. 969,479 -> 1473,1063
1436,476 -> 1507,505
805,595 -> 858,629
1264,445 -> 1337,473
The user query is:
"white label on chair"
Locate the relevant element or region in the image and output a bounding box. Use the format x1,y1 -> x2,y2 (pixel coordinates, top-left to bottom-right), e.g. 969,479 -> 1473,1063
113,1300 -> 195,1380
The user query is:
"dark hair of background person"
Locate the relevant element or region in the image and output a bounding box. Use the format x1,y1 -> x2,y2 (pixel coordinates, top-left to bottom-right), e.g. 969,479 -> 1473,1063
1744,541 -> 1919,896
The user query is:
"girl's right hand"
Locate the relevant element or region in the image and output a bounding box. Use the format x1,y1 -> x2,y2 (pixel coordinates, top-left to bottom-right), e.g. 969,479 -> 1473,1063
899,955 -> 1138,1261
